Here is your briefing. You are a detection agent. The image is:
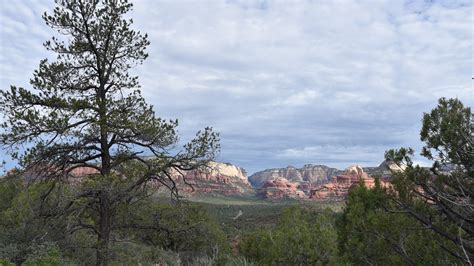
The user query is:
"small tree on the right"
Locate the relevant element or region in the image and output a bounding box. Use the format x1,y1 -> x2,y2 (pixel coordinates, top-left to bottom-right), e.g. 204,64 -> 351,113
386,97 -> 473,263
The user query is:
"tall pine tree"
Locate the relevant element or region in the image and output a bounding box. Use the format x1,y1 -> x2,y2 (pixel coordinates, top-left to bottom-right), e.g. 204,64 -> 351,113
0,1 -> 219,265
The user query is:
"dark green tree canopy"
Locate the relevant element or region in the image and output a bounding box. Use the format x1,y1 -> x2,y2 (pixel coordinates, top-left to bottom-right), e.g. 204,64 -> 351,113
385,97 -> 473,263
420,97 -> 473,174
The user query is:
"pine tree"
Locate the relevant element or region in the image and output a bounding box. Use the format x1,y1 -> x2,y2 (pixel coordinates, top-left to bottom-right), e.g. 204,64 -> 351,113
0,1 -> 219,265
385,98 -> 473,263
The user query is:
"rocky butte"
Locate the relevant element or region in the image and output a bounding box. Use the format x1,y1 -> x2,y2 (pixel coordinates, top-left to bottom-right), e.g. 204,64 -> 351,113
249,164 -> 340,191
250,164 -> 342,200
251,160 -> 402,201
4,160 -> 404,201
8,161 -> 255,197
309,165 -> 391,200
169,161 -> 255,196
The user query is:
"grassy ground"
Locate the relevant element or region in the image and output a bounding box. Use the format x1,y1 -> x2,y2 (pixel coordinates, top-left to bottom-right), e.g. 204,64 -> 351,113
153,191 -> 344,238
188,195 -> 344,237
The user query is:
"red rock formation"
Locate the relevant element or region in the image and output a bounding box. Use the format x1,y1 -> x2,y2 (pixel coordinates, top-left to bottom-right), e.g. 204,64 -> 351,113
257,178 -> 306,200
165,162 -> 254,196
14,161 -> 254,197
249,165 -> 339,189
69,167 -> 99,177
19,165 -> 99,180
254,164 -> 396,201
309,165 -> 390,200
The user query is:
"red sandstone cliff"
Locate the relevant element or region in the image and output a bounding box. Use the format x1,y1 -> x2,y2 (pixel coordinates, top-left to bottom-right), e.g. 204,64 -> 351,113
253,161 -> 404,201
257,178 -> 306,200
9,160 -> 402,200
309,165 -> 391,200
170,162 -> 254,196
14,161 -> 254,197
249,165 -> 340,191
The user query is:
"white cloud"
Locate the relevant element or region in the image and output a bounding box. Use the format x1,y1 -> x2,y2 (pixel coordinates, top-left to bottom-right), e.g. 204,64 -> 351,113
0,0 -> 472,174
280,89 -> 320,106
279,145 -> 384,163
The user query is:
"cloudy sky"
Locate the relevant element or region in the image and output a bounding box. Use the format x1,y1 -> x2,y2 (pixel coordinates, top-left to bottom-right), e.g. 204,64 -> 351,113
0,0 -> 472,174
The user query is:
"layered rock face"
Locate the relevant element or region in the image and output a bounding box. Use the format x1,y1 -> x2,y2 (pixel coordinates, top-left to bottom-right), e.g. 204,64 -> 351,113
170,162 -> 254,196
250,164 -> 340,200
309,165 -> 390,200
13,160 -> 401,200
18,165 -> 99,181
249,164 -> 340,189
17,161 -> 254,197
254,163 -> 397,201
257,178 -> 306,200
363,159 -> 406,177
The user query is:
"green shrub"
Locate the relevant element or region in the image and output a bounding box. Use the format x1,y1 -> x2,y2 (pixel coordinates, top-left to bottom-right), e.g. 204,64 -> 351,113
240,206 -> 338,265
23,244 -> 64,266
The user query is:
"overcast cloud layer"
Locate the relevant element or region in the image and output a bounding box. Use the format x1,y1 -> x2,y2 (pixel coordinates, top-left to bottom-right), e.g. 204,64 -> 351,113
1,0 -> 473,174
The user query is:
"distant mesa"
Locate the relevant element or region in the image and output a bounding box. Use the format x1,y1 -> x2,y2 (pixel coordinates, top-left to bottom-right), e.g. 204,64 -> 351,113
364,159 -> 406,177
309,165 -> 391,200
257,177 -> 306,200
6,161 -> 255,197
11,165 -> 99,181
249,164 -> 339,189
167,161 -> 255,196
3,159 -> 403,201
253,162 -> 397,201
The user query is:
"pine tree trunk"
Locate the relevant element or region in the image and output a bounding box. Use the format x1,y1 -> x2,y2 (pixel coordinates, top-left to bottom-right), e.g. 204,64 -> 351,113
96,191 -> 111,266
